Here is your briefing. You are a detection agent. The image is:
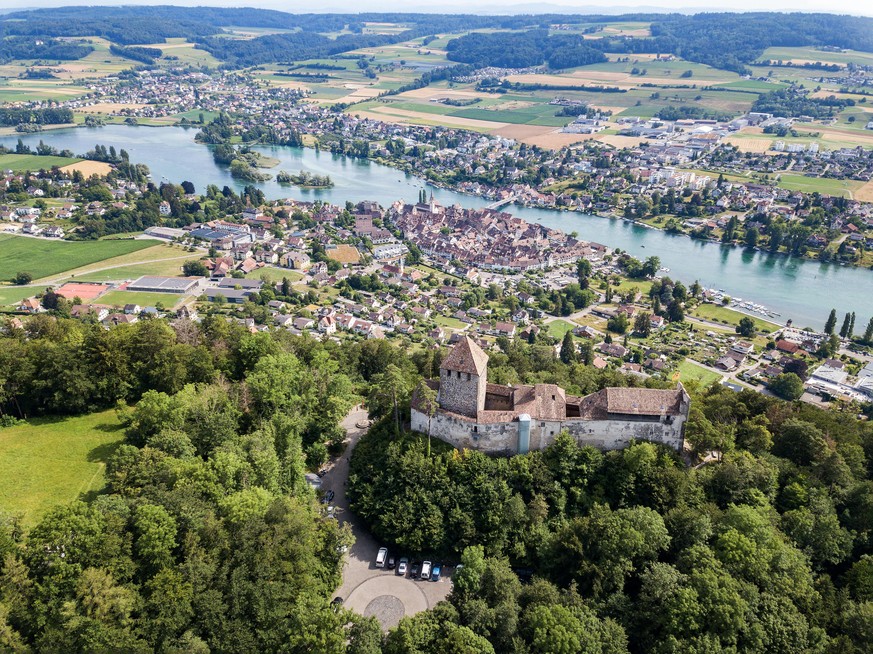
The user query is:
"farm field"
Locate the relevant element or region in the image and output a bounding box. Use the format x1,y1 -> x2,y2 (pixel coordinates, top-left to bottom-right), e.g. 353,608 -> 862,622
73,257 -> 189,282
0,153 -> 81,172
0,409 -> 124,527
758,46 -> 873,68
98,290 -> 183,308
676,360 -> 723,387
774,173 -> 863,198
692,303 -> 780,333
28,242 -> 191,284
0,235 -> 156,283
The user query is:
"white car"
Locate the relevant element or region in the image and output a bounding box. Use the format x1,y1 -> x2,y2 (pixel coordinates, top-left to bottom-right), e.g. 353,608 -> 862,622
376,547 -> 388,568
397,557 -> 409,576
420,560 -> 432,581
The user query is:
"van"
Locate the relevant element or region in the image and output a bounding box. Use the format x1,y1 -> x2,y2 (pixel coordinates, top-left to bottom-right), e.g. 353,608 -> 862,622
376,547 -> 388,568
420,560 -> 432,581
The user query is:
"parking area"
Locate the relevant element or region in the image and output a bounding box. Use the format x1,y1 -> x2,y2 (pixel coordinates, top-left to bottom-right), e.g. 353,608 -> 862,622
326,407 -> 452,629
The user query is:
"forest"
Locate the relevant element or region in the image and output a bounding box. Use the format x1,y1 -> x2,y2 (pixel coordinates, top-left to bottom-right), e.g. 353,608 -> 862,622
0,314 -> 872,651
445,30 -> 606,70
3,8 -> 873,73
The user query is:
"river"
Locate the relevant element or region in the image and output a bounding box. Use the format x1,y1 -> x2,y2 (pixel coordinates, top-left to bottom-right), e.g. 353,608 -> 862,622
4,124 -> 872,328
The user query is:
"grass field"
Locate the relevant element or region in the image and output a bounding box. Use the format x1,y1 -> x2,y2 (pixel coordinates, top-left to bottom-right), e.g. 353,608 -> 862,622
0,285 -> 46,307
99,290 -> 182,308
774,173 -> 863,198
692,303 -> 780,333
0,235 -> 156,283
676,360 -> 723,387
0,409 -> 124,526
0,153 -> 80,172
74,257 -> 188,282
246,267 -> 304,284
547,319 -> 576,338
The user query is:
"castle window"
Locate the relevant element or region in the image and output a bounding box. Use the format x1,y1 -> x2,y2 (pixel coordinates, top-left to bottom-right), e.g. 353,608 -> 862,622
466,373 -> 470,381
457,371 -> 461,379
473,426 -> 478,433
551,394 -> 555,401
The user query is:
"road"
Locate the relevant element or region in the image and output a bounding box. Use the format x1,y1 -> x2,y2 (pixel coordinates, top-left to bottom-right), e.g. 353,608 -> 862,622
326,406 -> 451,629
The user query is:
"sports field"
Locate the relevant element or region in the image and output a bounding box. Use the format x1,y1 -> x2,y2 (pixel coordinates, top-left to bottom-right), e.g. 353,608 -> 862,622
99,290 -> 182,308
0,409 -> 124,527
0,234 -> 155,283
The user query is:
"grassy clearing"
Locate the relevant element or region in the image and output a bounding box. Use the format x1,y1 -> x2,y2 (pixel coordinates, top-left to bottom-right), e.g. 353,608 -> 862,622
0,409 -> 124,527
692,303 -> 780,333
98,290 -> 182,308
0,235 -> 155,283
0,153 -> 80,172
676,360 -> 722,387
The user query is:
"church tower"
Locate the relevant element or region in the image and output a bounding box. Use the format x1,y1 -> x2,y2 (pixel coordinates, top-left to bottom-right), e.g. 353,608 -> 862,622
438,337 -> 488,418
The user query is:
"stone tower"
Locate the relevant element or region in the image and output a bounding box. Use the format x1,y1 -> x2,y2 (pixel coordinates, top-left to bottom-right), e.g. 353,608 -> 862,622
439,336 -> 488,418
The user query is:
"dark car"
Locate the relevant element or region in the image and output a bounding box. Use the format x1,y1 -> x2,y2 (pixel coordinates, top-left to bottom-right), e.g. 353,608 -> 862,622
387,554 -> 396,570
330,597 -> 343,610
410,561 -> 421,579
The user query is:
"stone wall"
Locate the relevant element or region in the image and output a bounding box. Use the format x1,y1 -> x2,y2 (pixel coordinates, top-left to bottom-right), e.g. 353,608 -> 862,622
411,407 -> 686,455
438,368 -> 486,418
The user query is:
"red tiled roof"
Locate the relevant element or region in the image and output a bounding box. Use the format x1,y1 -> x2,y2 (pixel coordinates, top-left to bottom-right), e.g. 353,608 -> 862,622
441,336 -> 488,376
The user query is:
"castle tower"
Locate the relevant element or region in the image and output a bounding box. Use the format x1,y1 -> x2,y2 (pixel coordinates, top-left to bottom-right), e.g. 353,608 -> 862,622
439,337 -> 488,418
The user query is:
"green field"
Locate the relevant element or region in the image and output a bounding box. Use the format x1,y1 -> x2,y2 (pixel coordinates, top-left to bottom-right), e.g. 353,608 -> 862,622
74,258 -> 188,282
0,285 -> 47,307
0,153 -> 80,172
774,173 -> 862,198
246,266 -> 304,284
0,410 -> 124,526
676,360 -> 722,387
0,235 -> 155,283
691,303 -> 780,333
98,290 -> 182,308
547,319 -> 576,338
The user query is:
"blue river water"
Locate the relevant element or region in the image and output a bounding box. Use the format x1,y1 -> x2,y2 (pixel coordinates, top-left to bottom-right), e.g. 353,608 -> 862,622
4,124 -> 872,328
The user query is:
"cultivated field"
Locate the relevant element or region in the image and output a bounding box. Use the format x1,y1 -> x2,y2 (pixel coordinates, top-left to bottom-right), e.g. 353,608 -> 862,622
0,409 -> 124,526
0,153 -> 81,172
0,235 -> 156,283
59,160 -> 113,176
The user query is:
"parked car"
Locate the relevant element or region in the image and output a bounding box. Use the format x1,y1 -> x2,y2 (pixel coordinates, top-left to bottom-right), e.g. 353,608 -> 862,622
330,597 -> 343,610
410,561 -> 421,579
397,557 -> 408,576
376,547 -> 388,568
387,554 -> 396,570
420,561 -> 432,581
431,563 -> 441,582
326,505 -> 336,519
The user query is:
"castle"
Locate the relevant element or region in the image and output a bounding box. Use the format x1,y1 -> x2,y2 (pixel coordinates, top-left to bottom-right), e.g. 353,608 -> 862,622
411,337 -> 690,455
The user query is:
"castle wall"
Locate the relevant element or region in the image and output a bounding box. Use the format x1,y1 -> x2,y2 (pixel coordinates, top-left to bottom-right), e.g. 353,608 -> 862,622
412,408 -> 686,455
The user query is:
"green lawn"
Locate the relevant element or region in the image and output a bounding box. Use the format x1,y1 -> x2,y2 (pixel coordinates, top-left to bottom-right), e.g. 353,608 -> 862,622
691,303 -> 780,333
74,259 -> 188,282
98,290 -> 182,308
434,314 -> 467,330
676,360 -> 722,388
0,410 -> 124,527
0,284 -> 46,307
547,319 -> 576,338
0,235 -> 155,282
246,267 -> 303,284
0,153 -> 80,172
